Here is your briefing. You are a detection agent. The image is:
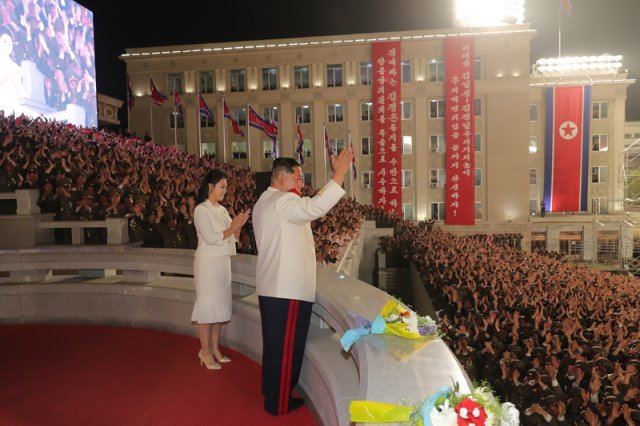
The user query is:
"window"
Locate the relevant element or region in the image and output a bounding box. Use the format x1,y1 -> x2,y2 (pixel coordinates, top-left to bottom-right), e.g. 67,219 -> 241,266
402,170 -> 413,188
592,166 -> 608,183
327,64 -> 343,87
529,200 -> 538,216
229,69 -> 245,93
474,57 -> 481,80
530,168 -> 537,185
474,98 -> 482,116
530,104 -> 538,122
263,140 -> 275,158
302,139 -> 312,157
529,136 -> 538,154
401,60 -> 411,83
231,141 -> 247,159
361,137 -> 372,156
474,202 -> 482,220
329,138 -> 344,155
262,106 -> 279,123
431,202 -> 445,221
168,73 -> 183,94
592,134 -> 609,152
593,101 -> 608,119
474,168 -> 482,186
592,198 -> 608,215
474,133 -> 482,152
430,135 -> 446,153
200,108 -> 215,127
200,142 -> 216,158
403,203 -> 413,220
402,136 -> 412,154
199,71 -> 215,94
360,62 -> 372,86
430,169 -> 446,188
295,105 -> 311,123
430,99 -> 445,118
362,171 -> 373,189
303,173 -> 313,186
294,65 -> 310,89
230,107 -> 246,126
361,102 -> 373,121
401,100 -> 412,120
262,67 -> 277,91
328,104 -> 344,122
429,59 -> 445,82
169,111 -> 185,128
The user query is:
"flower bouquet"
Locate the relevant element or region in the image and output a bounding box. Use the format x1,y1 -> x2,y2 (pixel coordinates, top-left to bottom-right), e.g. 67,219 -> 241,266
349,382 -> 520,426
340,300 -> 439,351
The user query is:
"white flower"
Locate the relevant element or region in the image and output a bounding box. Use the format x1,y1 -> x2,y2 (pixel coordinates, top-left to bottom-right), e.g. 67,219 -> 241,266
387,313 -> 400,322
499,402 -> 520,426
430,405 -> 458,426
402,312 -> 420,334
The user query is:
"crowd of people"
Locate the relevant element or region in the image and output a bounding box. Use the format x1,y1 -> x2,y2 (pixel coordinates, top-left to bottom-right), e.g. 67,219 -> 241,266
380,221 -> 640,425
0,114 -> 363,261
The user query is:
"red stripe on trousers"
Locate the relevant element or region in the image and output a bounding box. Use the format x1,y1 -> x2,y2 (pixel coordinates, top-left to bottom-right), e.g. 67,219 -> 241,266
282,301 -> 299,414
278,301 -> 295,415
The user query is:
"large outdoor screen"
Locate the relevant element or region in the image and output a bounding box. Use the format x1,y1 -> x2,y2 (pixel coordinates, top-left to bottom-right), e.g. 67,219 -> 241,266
0,0 -> 97,127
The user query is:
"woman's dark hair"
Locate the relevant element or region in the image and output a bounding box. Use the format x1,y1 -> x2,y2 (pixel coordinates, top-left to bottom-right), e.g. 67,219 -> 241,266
197,169 -> 229,203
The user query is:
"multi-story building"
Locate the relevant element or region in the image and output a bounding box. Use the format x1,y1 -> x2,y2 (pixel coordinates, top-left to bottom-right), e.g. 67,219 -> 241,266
122,23 -> 635,263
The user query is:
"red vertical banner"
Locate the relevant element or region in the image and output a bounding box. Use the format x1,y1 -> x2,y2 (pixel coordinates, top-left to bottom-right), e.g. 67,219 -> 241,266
445,37 -> 475,225
373,41 -> 402,215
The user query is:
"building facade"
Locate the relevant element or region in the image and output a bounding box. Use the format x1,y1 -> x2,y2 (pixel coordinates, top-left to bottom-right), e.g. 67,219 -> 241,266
122,24 -> 635,262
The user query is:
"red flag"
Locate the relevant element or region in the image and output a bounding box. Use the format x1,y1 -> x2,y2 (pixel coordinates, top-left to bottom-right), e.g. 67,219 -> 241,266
324,125 -> 334,172
295,124 -> 304,165
173,87 -> 183,115
560,0 -> 572,16
127,73 -> 135,109
248,106 -> 277,141
198,93 -> 214,124
223,101 -> 244,137
149,78 -> 166,106
349,132 -> 356,180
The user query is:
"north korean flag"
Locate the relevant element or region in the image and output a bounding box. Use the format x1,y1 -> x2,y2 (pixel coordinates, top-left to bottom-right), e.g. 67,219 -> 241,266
543,86 -> 591,212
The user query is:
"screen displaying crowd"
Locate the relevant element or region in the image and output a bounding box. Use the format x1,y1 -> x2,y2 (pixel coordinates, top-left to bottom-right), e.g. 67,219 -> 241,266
0,0 -> 97,127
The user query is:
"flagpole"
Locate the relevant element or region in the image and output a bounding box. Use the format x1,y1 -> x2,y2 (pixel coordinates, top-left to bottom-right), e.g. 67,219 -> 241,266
221,95 -> 227,162
558,0 -> 562,57
197,88 -> 202,157
148,74 -> 154,141
348,130 -> 353,199
126,70 -> 130,131
246,103 -> 251,167
173,85 -> 177,147
323,122 -> 328,183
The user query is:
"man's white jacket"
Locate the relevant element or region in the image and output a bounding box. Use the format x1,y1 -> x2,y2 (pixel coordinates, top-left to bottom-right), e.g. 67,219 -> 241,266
252,179 -> 345,302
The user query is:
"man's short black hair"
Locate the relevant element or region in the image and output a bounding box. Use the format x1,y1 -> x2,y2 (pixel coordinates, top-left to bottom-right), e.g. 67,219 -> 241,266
271,157 -> 301,178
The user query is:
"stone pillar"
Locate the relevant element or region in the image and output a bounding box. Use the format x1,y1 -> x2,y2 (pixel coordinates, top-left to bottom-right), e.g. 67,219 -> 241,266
15,189 -> 40,215
106,217 -> 129,245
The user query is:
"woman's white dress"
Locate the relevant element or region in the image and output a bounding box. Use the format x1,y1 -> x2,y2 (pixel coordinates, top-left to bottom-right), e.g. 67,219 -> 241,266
191,201 -> 236,324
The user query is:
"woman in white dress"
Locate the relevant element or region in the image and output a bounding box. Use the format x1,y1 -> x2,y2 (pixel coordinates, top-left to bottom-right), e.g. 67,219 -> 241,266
192,169 -> 250,369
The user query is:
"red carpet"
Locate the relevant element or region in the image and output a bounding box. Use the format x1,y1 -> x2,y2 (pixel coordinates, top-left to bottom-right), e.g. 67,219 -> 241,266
0,325 -> 317,426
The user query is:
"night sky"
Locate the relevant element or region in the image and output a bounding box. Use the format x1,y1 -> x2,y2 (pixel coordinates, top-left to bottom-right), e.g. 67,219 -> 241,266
75,0 -> 640,122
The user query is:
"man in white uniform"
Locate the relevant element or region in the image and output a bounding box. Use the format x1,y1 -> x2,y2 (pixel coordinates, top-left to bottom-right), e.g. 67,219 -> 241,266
252,149 -> 352,415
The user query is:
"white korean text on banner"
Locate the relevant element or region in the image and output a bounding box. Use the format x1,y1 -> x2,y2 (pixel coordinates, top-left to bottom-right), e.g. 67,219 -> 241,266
444,37 -> 475,225
372,41 -> 402,215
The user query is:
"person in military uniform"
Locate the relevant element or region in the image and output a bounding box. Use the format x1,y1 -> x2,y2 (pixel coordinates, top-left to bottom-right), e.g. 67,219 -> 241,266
55,177 -> 76,244
154,208 -> 187,249
142,208 -> 164,248
179,195 -> 197,249
103,187 -> 127,218
21,165 -> 41,189
75,190 -> 102,244
37,174 -> 59,214
127,196 -> 146,244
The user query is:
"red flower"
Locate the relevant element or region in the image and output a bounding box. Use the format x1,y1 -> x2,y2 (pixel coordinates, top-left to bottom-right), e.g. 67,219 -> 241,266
455,398 -> 487,426
400,311 -> 410,317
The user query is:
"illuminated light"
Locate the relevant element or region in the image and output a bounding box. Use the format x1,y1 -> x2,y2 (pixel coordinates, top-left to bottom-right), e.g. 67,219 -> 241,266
131,53 -> 140,56
355,39 -> 365,42
512,71 -> 520,77
255,45 -> 265,48
454,0 -> 524,27
213,48 -> 222,51
332,40 -> 343,44
402,36 -> 412,40
496,72 -> 504,78
529,145 -> 537,154
378,37 -> 388,41
413,35 -> 424,39
416,77 -> 424,82
121,53 -> 130,57
277,43 -> 287,47
234,46 -> 244,50
289,43 -> 299,46
389,36 -> 400,40
202,48 -> 212,52
344,40 -> 354,43
366,38 -> 376,42
182,50 -> 192,53
266,44 -> 276,47
171,50 -> 180,54
299,42 -> 309,46
134,91 -> 144,97
321,41 -> 331,44
151,52 -> 160,55
282,83 -> 289,89
303,105 -> 309,109
223,47 -> 233,51
141,52 -> 150,56
534,55 -> 624,77
310,42 -> 320,45
249,85 -> 257,91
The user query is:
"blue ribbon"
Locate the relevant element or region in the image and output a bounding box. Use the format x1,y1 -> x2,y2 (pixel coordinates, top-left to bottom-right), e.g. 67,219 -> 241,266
340,315 -> 388,352
415,386 -> 452,426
